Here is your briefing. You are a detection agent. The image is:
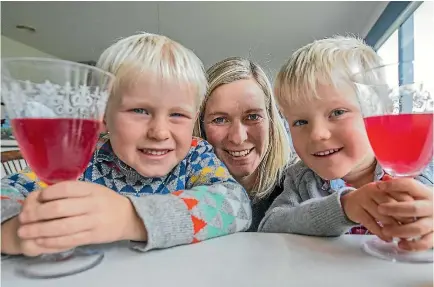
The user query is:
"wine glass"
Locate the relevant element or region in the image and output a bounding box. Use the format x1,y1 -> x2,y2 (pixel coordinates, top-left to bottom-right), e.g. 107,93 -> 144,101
1,57 -> 115,278
352,60 -> 433,263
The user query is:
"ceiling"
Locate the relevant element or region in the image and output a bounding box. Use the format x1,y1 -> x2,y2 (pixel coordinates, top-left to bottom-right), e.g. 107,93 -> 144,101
1,1 -> 388,76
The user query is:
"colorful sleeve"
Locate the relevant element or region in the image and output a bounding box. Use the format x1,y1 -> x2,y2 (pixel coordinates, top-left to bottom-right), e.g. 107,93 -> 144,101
128,138 -> 252,252
1,136 -> 106,224
1,168 -> 47,223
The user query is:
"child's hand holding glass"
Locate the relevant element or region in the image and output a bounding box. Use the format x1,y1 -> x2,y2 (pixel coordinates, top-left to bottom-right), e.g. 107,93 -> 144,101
16,181 -> 147,254
377,178 -> 433,251
340,182 -> 402,241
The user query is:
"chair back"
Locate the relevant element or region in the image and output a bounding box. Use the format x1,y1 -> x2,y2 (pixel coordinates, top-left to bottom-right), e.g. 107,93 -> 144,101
1,150 -> 27,177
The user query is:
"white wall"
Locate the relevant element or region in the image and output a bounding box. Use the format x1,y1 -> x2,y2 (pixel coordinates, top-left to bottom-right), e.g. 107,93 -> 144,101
1,35 -> 58,58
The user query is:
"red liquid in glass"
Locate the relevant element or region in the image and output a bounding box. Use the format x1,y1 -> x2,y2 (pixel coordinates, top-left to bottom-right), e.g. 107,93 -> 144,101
364,114 -> 433,176
11,118 -> 101,185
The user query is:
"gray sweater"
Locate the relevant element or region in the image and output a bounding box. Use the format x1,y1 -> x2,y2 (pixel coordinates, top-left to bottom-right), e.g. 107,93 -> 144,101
258,160 -> 433,236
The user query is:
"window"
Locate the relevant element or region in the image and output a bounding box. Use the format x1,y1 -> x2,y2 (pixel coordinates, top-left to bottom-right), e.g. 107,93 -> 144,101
366,1 -> 433,85
365,1 -> 433,112
413,1 -> 434,85
377,30 -> 399,86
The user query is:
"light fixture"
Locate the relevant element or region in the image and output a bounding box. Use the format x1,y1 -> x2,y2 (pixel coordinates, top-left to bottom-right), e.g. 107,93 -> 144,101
16,25 -> 36,33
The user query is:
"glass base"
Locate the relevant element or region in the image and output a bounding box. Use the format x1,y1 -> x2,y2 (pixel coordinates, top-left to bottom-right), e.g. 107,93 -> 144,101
362,237 -> 433,263
16,248 -> 104,279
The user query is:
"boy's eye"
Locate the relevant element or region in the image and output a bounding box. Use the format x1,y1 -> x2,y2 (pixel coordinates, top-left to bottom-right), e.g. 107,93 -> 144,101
330,109 -> 347,117
131,108 -> 148,114
211,117 -> 228,125
292,119 -> 307,127
171,113 -> 186,118
246,114 -> 262,121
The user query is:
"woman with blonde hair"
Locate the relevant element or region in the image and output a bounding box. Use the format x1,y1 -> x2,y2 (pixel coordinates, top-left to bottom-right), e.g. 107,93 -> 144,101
194,57 -> 292,231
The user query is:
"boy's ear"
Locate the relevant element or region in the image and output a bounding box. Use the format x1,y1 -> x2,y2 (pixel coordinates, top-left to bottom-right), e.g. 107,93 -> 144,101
100,102 -> 111,134
100,117 -> 108,134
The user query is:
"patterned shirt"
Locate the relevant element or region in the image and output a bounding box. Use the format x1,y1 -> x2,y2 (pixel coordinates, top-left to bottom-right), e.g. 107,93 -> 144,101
1,135 -> 252,252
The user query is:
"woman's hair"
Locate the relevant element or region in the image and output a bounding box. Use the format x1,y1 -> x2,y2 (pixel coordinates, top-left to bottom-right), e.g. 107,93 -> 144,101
194,57 -> 291,200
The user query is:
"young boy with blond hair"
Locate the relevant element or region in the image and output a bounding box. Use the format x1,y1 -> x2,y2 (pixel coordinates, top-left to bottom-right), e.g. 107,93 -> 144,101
1,33 -> 251,256
259,36 -> 433,252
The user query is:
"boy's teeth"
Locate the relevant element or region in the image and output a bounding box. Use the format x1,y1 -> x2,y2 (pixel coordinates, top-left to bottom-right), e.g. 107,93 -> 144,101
315,148 -> 340,156
142,149 -> 169,156
228,149 -> 251,157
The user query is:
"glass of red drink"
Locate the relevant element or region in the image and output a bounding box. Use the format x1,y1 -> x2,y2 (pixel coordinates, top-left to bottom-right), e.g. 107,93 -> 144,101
1,58 -> 115,278
352,60 -> 433,263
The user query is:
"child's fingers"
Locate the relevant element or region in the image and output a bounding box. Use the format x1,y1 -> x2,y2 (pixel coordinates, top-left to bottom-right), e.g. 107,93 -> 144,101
378,200 -> 433,218
364,199 -> 399,226
20,239 -> 69,257
17,215 -> 94,239
359,210 -> 392,242
395,217 -> 417,224
38,181 -> 92,202
397,232 -> 433,251
26,189 -> 41,201
19,197 -> 91,223
35,230 -> 93,250
370,192 -> 405,225
380,178 -> 431,199
384,191 -> 414,203
382,217 -> 433,238
379,190 -> 417,224
21,190 -> 41,207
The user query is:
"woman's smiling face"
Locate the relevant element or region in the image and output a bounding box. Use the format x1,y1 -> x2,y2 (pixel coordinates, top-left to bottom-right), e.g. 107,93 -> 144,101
203,79 -> 270,182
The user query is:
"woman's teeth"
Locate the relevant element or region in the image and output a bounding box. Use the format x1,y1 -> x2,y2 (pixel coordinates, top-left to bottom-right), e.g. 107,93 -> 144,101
227,149 -> 252,157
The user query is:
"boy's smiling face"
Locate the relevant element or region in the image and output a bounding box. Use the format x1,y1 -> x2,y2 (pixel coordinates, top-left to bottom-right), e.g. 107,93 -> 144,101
282,83 -> 375,180
105,73 -> 197,178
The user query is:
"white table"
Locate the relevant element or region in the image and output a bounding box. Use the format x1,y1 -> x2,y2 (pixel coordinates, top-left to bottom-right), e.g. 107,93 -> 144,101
1,233 -> 433,287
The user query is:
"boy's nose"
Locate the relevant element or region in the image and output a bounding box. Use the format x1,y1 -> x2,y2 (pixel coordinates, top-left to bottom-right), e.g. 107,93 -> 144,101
148,129 -> 170,141
310,124 -> 331,141
147,119 -> 170,141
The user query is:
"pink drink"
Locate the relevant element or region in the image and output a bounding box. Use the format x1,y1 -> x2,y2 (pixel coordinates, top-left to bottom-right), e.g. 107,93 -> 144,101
11,118 -> 101,185
364,114 -> 433,176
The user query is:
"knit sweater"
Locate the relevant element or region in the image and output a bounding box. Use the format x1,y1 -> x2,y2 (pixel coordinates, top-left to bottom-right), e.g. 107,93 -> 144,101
1,135 -> 252,253
248,180 -> 284,232
258,160 -> 433,236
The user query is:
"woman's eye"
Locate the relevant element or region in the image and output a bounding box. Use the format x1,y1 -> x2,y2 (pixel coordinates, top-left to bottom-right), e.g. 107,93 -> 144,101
330,109 -> 347,117
131,108 -> 148,114
246,114 -> 262,121
293,119 -> 307,126
211,117 -> 228,124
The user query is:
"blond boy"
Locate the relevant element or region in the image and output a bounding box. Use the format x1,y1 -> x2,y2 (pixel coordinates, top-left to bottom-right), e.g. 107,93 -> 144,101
259,36 -> 433,251
1,33 -> 251,256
